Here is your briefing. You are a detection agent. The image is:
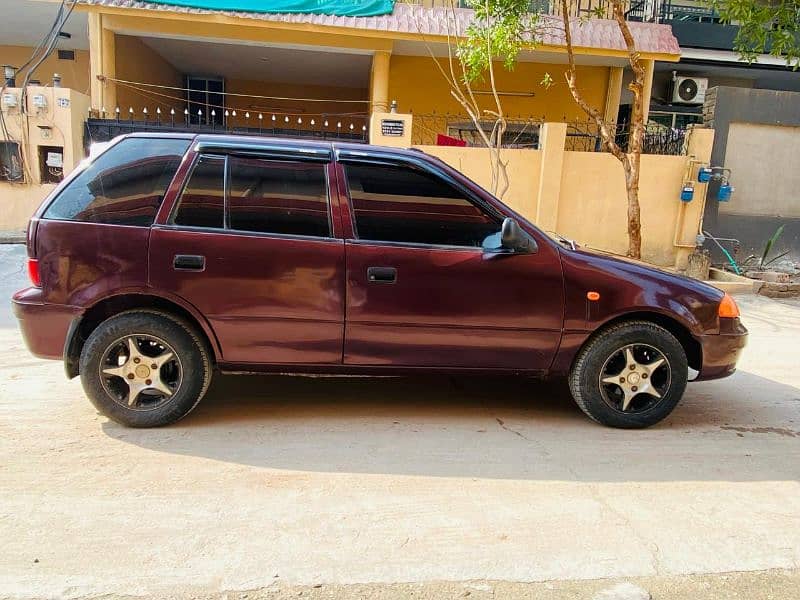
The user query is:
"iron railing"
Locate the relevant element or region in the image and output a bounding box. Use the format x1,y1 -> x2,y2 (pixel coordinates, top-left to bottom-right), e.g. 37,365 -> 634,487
411,113 -> 543,148
565,120 -> 689,155
84,110 -> 368,152
411,114 -> 690,155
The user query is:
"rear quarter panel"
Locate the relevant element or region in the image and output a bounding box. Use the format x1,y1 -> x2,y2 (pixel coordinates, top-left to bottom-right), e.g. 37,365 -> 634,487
34,220 -> 150,307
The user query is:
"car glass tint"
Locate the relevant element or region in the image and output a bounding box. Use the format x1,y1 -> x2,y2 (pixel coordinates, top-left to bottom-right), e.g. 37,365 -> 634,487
43,137 -> 190,226
345,163 -> 499,247
173,155 -> 225,229
228,157 -> 329,237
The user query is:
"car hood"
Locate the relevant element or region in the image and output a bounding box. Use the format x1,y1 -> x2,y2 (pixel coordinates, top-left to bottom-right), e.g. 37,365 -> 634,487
563,245 -> 725,301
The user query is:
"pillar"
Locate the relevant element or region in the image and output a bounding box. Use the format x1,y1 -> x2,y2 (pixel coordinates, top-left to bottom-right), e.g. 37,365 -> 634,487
370,51 -> 391,114
88,12 -> 116,113
603,66 -> 623,124
535,122 -> 567,232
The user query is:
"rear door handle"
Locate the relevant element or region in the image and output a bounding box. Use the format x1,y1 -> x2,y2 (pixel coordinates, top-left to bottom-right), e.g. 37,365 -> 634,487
173,254 -> 205,271
367,266 -> 397,284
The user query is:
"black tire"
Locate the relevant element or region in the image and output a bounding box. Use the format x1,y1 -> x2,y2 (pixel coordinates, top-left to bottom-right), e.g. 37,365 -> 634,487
568,321 -> 688,429
79,310 -> 212,427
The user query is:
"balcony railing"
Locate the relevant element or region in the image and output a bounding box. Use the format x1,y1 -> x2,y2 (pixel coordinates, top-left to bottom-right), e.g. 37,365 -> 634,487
403,0 -> 732,27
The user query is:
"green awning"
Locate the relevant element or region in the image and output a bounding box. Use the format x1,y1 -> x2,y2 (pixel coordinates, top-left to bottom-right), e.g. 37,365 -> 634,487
145,0 -> 395,16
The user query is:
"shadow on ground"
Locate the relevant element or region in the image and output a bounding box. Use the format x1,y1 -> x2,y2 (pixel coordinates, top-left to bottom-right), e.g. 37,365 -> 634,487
102,369 -> 800,483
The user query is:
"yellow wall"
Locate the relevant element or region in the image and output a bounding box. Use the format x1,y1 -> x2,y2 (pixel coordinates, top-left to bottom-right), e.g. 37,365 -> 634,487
389,55 -> 611,143
418,146 -> 542,218
114,35 -> 183,113
0,183 -> 56,231
0,45 -> 90,95
419,126 -> 715,268
556,152 -> 693,264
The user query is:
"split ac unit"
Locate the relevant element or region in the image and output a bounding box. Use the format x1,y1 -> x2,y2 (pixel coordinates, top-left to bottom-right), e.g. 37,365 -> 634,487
672,76 -> 708,104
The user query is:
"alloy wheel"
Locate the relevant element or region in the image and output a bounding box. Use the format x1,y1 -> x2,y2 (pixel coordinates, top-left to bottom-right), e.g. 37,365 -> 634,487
598,343 -> 671,413
99,334 -> 183,411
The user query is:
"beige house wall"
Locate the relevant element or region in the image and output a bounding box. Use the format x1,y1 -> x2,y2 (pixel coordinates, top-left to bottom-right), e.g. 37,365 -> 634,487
419,126 -> 715,268
0,184 -> 57,232
720,122 -> 800,219
1,87 -> 90,231
415,146 -> 543,218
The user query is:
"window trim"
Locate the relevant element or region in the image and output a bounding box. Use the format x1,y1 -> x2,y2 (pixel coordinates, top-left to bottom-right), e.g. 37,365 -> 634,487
168,150 -> 335,240
339,156 -> 503,250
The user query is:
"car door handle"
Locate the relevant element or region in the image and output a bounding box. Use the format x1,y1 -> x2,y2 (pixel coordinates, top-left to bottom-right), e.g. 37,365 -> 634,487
173,254 -> 205,271
367,266 -> 397,284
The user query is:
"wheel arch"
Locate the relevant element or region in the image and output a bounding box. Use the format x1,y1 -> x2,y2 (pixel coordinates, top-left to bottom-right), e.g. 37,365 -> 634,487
583,311 -> 703,373
65,293 -> 221,379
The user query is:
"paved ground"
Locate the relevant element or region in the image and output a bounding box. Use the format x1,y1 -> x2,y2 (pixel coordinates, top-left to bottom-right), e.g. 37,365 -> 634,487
1,244 -> 799,599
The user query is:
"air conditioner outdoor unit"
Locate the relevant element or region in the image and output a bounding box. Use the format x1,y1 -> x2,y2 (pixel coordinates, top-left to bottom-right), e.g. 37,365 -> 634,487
672,76 -> 708,104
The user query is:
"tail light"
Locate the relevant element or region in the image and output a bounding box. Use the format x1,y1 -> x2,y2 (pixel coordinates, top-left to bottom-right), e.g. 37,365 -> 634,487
27,258 -> 41,287
718,292 -> 740,318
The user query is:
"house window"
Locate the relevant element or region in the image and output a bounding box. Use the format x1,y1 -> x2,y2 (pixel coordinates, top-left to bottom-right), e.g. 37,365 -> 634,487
185,76 -> 225,126
649,111 -> 703,129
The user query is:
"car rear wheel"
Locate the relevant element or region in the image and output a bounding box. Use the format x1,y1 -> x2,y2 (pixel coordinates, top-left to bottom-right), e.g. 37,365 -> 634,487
568,321 -> 688,428
79,311 -> 212,427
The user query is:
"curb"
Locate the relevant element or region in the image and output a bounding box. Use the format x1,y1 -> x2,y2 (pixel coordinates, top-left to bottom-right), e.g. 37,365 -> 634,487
0,231 -> 26,245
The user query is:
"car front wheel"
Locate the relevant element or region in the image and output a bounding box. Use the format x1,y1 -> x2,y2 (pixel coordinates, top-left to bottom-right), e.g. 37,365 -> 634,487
568,321 -> 688,428
79,311 -> 212,427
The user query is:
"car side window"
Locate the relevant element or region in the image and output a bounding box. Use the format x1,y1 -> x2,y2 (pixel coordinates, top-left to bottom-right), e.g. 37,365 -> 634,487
43,137 -> 190,226
172,154 -> 330,238
173,155 -> 225,229
344,162 -> 500,248
228,156 -> 330,237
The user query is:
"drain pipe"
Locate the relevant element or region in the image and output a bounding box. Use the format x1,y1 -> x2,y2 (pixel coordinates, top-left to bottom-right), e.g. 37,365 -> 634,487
702,230 -> 741,275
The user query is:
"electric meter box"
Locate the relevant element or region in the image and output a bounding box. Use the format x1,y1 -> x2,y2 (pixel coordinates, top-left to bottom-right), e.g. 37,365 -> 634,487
32,94 -> 47,109
2,93 -> 18,108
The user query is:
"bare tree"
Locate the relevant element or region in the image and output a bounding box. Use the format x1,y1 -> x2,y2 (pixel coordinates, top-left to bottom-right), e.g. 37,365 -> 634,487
412,0 -> 510,199
460,0 -> 649,258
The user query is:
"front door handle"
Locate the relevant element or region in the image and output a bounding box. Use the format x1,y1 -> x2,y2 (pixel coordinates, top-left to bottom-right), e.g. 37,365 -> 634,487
367,266 -> 397,284
173,254 -> 205,271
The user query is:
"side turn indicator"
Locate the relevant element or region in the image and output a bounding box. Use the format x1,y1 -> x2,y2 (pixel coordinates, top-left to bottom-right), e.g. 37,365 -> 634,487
586,291 -> 600,301
718,293 -> 740,318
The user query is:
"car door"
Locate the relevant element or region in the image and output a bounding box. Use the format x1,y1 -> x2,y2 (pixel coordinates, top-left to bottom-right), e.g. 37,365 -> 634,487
337,152 -> 565,372
149,141 -> 345,365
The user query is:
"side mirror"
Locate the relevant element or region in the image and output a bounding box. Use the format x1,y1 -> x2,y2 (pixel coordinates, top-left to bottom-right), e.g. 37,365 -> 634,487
500,218 -> 537,254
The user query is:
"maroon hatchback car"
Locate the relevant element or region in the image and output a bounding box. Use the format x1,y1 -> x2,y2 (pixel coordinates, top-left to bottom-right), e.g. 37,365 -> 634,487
12,133 -> 747,428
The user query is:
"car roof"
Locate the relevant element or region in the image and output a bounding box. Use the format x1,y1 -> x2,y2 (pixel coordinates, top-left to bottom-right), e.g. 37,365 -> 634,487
120,132 -> 428,161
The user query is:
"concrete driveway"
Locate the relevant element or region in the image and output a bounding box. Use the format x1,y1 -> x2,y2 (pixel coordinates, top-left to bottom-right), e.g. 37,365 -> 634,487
1,243 -> 799,599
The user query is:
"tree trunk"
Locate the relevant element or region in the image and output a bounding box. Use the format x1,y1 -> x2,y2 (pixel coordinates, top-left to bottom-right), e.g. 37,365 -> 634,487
623,153 -> 642,259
